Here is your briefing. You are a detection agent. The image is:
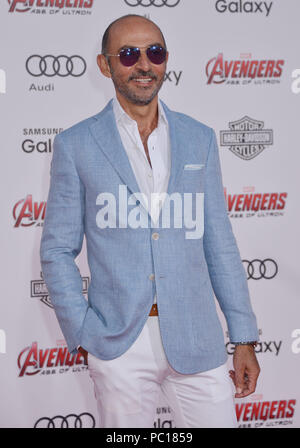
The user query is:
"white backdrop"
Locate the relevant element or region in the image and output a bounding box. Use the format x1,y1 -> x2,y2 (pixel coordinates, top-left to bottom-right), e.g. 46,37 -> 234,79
1,0 -> 300,428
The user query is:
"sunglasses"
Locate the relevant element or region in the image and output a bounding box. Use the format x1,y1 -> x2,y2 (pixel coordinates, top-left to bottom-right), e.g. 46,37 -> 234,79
105,44 -> 167,67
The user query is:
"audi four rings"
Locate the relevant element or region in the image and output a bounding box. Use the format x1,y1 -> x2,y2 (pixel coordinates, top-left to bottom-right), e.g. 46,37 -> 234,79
242,259 -> 278,280
34,413 -> 95,428
26,55 -> 87,77
124,0 -> 181,6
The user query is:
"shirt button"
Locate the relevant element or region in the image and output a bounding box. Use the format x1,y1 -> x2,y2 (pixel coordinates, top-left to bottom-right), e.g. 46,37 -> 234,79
149,274 -> 155,281
152,232 -> 159,240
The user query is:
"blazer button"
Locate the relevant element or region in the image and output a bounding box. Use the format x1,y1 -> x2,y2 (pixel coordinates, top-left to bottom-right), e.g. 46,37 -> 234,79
149,274 -> 155,281
152,232 -> 159,240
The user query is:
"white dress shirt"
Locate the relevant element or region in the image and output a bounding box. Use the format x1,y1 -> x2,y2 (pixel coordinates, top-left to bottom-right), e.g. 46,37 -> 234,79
113,97 -> 171,305
113,97 -> 171,225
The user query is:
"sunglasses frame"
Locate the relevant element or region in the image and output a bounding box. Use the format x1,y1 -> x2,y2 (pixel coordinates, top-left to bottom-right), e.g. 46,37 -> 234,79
105,44 -> 167,67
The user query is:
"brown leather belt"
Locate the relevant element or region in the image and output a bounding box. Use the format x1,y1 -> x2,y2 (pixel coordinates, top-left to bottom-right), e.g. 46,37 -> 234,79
149,303 -> 158,316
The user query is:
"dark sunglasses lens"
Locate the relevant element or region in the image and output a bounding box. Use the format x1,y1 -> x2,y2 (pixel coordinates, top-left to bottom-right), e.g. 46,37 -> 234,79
119,48 -> 140,66
147,46 -> 167,65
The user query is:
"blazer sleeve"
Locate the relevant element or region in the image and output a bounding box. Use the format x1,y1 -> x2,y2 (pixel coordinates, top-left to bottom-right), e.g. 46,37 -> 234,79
203,128 -> 259,343
40,133 -> 88,354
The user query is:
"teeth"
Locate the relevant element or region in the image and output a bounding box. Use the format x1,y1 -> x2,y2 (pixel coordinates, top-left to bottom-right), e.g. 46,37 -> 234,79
134,78 -> 152,83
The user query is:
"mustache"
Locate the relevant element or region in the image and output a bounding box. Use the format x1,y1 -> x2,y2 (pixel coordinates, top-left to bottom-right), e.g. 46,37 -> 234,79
128,70 -> 158,81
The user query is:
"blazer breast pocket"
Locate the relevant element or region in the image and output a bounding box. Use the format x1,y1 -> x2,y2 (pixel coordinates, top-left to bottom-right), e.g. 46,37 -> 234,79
183,164 -> 205,171
182,164 -> 205,193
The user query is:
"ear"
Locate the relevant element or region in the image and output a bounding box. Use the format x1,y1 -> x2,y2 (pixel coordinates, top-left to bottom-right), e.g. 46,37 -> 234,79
97,54 -> 112,79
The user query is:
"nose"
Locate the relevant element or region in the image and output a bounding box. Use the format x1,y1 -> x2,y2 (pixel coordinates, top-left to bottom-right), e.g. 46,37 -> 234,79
135,50 -> 151,71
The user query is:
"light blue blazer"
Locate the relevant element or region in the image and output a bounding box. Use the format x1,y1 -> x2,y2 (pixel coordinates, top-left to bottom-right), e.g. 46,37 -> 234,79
40,99 -> 258,374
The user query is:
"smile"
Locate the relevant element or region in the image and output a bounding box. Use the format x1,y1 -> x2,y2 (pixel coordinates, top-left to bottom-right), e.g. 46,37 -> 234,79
133,78 -> 154,83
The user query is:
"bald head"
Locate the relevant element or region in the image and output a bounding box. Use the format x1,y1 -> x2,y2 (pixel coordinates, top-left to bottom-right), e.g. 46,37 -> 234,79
101,15 -> 167,55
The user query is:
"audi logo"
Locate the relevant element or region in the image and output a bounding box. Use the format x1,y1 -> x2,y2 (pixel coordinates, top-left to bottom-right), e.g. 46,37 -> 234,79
242,259 -> 278,280
26,55 -> 87,78
34,412 -> 95,428
124,0 -> 181,7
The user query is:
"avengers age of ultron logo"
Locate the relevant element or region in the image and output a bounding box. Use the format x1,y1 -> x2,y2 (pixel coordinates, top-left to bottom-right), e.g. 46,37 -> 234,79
18,341 -> 87,377
224,187 -> 287,219
8,0 -> 93,14
206,53 -> 284,85
13,195 -> 46,227
236,399 -> 296,428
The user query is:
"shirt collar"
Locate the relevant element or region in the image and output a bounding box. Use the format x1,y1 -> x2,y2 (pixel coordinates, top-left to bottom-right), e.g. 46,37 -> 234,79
113,96 -> 168,129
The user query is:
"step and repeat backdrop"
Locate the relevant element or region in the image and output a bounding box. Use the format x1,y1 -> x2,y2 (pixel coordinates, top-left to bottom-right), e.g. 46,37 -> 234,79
1,0 -> 300,428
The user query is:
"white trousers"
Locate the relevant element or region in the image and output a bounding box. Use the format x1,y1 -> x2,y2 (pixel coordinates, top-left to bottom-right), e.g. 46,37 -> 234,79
87,316 -> 238,428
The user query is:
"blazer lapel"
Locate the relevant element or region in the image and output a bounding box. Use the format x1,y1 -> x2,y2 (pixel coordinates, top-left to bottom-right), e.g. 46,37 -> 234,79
89,100 -> 141,199
162,101 -> 186,197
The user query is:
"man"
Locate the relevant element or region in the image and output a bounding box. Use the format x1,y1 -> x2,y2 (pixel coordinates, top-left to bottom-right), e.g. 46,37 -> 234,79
40,14 -> 260,428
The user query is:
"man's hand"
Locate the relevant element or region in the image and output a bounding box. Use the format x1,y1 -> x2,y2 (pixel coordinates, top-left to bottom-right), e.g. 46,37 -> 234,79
78,346 -> 88,365
229,345 -> 260,398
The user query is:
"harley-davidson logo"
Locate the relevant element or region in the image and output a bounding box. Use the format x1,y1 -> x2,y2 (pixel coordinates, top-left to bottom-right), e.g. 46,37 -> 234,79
220,116 -> 273,160
31,272 -> 89,308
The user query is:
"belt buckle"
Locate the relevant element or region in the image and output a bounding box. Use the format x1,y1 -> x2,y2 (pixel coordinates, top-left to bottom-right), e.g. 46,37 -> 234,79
149,303 -> 158,316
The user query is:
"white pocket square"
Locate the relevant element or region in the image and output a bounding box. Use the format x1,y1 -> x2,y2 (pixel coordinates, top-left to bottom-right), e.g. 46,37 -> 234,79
183,164 -> 204,170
